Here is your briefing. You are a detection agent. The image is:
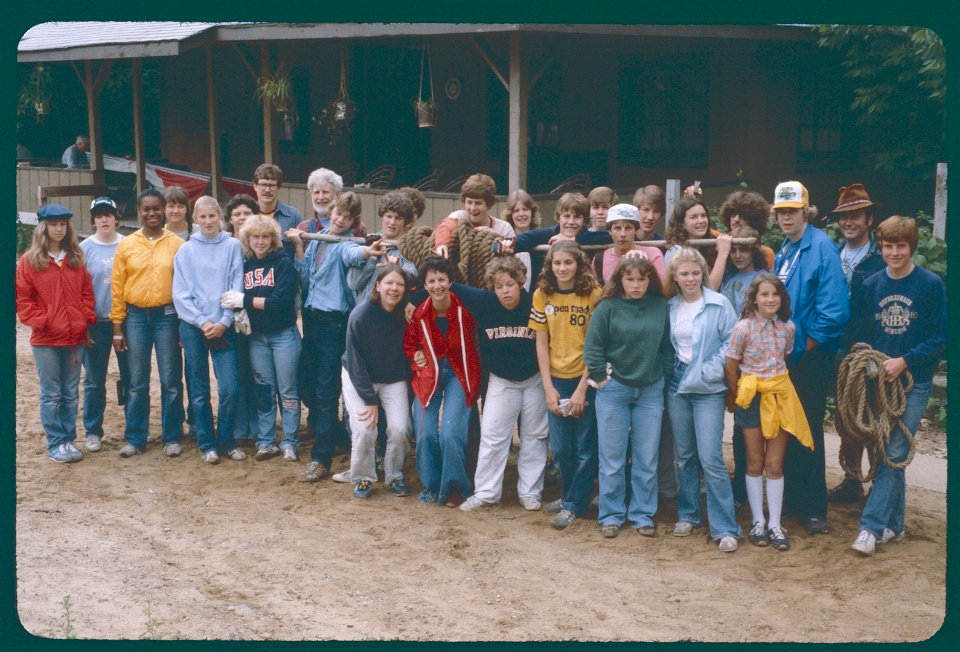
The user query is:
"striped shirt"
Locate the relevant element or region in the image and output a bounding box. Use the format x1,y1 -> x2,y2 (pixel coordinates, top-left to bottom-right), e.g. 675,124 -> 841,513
726,313 -> 794,378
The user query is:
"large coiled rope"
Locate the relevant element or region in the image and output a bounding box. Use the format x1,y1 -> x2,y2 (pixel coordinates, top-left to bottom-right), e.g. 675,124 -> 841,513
397,220 -> 500,287
834,342 -> 915,482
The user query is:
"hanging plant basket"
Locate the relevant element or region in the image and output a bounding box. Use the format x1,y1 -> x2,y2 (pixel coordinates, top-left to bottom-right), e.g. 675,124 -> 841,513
415,44 -> 436,129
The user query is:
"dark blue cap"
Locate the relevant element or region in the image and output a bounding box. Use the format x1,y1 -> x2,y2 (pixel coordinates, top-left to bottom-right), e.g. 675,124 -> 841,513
37,204 -> 74,221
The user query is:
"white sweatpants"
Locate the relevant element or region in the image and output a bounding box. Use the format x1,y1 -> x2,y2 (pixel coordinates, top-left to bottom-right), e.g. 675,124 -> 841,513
340,368 -> 410,485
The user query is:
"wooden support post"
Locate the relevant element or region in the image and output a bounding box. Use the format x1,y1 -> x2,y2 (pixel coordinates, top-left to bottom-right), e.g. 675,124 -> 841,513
934,162 -> 947,240
508,32 -> 528,193
206,45 -> 221,200
84,61 -> 104,187
665,179 -> 681,234
131,58 -> 146,196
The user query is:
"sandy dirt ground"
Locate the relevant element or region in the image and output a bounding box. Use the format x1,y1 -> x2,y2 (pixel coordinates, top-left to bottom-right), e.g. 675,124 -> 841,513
13,321 -> 947,642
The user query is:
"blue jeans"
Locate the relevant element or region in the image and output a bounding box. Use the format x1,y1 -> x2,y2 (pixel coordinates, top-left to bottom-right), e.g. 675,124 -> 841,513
860,380 -> 932,537
179,321 -> 240,454
596,377 -> 664,528
547,375 -> 598,517
81,320 -> 129,437
302,309 -> 349,466
233,333 -> 261,440
32,345 -> 83,450
667,364 -> 741,540
248,326 -> 302,450
123,304 -> 184,448
413,360 -> 474,503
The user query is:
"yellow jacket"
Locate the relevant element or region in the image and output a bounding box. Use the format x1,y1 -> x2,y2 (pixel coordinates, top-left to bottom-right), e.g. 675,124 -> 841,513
110,230 -> 183,323
736,372 -> 813,449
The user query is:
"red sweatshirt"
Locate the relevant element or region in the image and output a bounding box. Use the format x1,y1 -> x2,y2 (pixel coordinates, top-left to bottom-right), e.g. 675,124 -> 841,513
16,254 -> 96,347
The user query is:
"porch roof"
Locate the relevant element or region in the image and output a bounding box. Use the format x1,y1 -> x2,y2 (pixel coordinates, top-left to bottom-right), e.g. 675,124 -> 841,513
18,22 -> 814,63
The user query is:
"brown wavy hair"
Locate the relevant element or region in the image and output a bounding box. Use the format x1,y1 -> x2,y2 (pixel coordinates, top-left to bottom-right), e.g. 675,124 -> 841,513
483,255 -> 527,290
536,240 -> 598,297
600,256 -> 663,302
719,190 -> 771,234
501,189 -> 541,230
666,196 -> 714,247
739,273 -> 792,322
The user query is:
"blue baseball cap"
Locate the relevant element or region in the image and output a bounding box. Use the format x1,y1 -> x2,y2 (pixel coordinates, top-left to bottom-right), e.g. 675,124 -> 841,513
37,204 -> 74,221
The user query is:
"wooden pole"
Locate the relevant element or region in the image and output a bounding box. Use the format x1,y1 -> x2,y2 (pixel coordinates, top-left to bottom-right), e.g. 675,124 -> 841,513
131,58 -> 146,196
206,45 -> 221,200
934,162 -> 947,240
665,178 -> 681,233
84,61 -> 103,182
260,43 -> 274,165
508,32 -> 528,193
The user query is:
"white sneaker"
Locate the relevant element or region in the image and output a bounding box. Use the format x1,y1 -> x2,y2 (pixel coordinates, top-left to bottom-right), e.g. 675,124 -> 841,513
545,498 -> 563,514
673,521 -> 697,537
718,536 -> 738,552
880,527 -> 905,544
281,446 -> 298,462
85,435 -> 102,452
201,450 -> 220,465
164,442 -> 183,458
518,495 -> 542,511
851,530 -> 876,556
458,495 -> 487,512
226,448 -> 247,461
332,470 -> 352,483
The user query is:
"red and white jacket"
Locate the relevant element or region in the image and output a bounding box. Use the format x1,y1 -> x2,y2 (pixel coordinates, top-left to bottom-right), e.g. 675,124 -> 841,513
16,254 -> 96,347
403,291 -> 481,409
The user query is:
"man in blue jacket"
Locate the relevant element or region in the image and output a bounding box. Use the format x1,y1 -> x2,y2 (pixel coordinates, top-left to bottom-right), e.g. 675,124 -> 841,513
772,181 -> 849,535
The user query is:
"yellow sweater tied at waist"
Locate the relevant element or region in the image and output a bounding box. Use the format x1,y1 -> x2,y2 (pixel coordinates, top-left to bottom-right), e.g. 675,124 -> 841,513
736,372 -> 813,449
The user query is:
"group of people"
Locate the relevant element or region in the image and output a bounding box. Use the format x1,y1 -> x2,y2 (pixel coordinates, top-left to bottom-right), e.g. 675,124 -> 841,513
16,164 -> 945,556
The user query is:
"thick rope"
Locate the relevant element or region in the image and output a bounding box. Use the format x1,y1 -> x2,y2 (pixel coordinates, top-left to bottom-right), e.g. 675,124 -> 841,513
397,221 -> 500,287
835,343 -> 915,482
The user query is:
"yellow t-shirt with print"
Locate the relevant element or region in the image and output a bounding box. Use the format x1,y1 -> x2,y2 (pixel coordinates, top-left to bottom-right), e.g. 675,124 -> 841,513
529,286 -> 602,379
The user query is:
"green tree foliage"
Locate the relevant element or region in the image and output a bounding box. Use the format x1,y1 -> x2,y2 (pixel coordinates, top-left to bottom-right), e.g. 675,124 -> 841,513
814,25 -> 946,181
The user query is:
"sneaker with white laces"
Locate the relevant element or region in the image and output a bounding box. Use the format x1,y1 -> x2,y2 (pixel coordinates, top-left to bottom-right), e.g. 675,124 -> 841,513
545,498 -> 563,514
281,446 -> 298,462
518,495 -> 542,511
851,530 -> 877,556
298,461 -> 329,482
164,442 -> 183,458
768,526 -> 790,551
459,495 -> 488,512
718,536 -> 739,552
388,478 -> 411,497
226,448 -> 247,461
119,443 -> 143,458
550,509 -> 576,530
353,479 -> 373,498
331,470 -> 352,483
64,442 -> 83,461
880,527 -> 905,544
48,444 -> 74,463
673,521 -> 697,537
255,444 -> 280,461
85,435 -> 102,452
201,450 -> 221,465
749,521 -> 769,547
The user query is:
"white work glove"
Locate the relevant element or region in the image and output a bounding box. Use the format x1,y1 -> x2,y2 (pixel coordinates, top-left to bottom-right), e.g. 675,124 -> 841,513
220,290 -> 245,310
233,308 -> 252,335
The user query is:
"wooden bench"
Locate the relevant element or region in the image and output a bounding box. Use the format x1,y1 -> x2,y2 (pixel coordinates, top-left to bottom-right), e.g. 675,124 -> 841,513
37,184 -> 108,206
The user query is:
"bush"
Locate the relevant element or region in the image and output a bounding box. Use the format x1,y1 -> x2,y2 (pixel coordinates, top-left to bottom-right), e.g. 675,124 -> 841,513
16,219 -> 34,256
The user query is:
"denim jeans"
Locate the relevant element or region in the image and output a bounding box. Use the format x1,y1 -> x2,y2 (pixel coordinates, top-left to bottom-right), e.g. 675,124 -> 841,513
547,375 -> 598,517
474,372 -> 549,503
860,380 -> 932,537
248,326 -> 302,450
179,321 -> 240,454
81,319 -> 129,437
784,347 -> 830,520
32,345 -> 83,449
302,309 -> 349,466
413,360 -> 474,503
667,363 -> 741,540
233,333 -> 261,440
341,368 -> 410,485
596,377 -> 664,529
123,304 -> 184,448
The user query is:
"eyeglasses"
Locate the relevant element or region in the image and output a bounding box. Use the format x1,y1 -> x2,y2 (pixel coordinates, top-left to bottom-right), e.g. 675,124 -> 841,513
256,182 -> 278,190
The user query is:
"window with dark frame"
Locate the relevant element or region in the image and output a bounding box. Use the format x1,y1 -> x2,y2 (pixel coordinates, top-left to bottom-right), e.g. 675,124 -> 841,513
795,65 -> 859,172
617,54 -> 710,169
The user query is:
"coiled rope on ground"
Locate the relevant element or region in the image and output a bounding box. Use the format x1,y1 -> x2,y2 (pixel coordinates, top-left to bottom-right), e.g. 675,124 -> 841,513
397,221 -> 500,287
835,342 -> 915,482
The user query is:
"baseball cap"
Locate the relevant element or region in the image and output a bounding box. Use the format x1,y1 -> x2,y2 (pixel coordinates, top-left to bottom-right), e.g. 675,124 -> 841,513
772,181 -> 809,210
605,203 -> 641,225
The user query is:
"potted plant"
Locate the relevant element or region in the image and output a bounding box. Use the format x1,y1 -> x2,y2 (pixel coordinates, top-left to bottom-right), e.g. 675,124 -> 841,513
415,44 -> 436,129
256,71 -> 299,141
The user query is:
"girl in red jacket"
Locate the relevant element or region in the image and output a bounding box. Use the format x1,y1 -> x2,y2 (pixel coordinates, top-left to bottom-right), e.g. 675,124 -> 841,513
16,204 -> 96,463
404,255 -> 481,507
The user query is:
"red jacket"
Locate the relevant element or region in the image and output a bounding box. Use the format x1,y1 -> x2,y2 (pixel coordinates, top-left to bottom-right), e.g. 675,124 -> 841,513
403,291 -> 481,408
16,254 -> 96,347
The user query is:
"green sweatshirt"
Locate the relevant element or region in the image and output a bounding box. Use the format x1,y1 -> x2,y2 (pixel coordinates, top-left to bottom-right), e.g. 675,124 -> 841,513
583,294 -> 674,387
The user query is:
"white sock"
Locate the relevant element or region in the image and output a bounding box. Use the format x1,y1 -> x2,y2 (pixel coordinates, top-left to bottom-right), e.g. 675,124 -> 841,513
767,477 -> 784,530
746,474 -> 765,526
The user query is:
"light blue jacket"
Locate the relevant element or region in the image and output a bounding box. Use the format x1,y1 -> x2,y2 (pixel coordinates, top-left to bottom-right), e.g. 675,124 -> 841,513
297,237 -> 367,314
774,224 -> 849,357
172,231 -> 243,328
668,287 -> 737,394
